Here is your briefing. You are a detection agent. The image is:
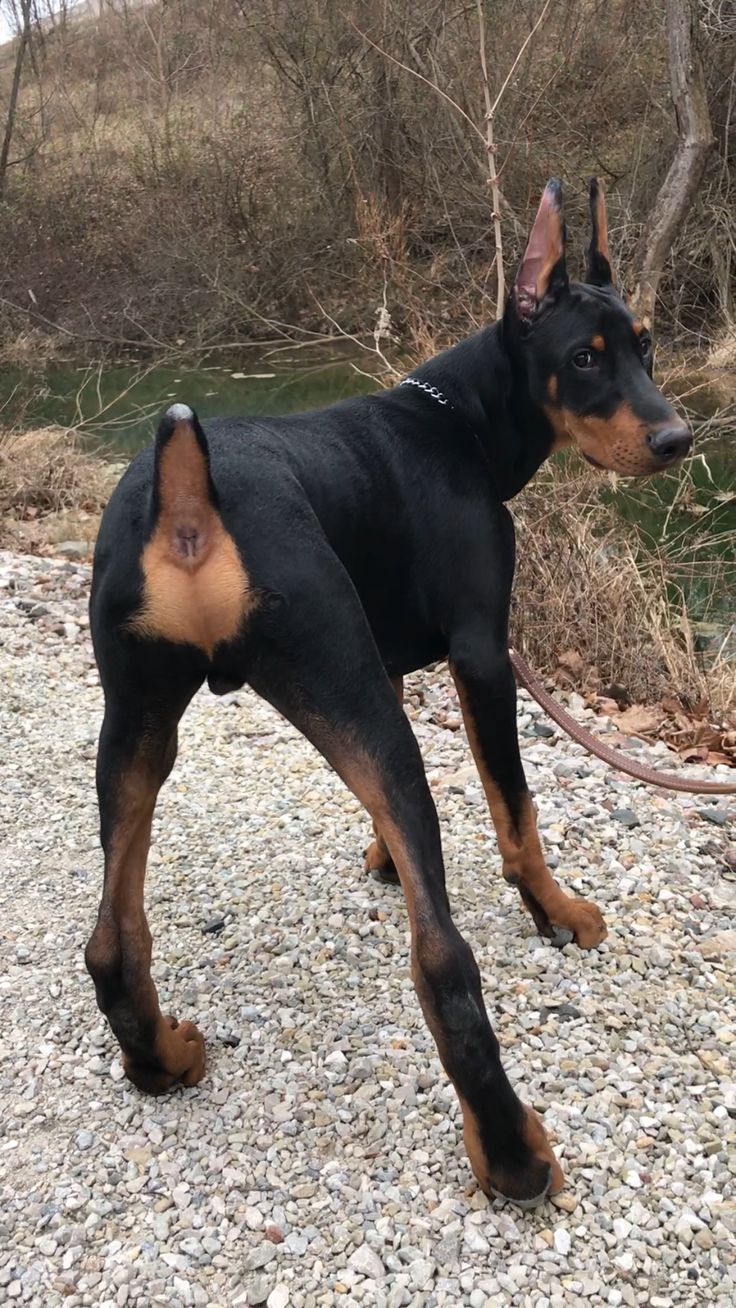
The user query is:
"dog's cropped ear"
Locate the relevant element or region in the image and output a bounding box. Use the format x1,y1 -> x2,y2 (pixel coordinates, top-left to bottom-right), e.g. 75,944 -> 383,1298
511,179 -> 568,326
586,177 -> 614,287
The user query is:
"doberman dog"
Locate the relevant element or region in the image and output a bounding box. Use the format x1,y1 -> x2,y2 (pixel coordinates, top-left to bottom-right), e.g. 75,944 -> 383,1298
86,180 -> 692,1206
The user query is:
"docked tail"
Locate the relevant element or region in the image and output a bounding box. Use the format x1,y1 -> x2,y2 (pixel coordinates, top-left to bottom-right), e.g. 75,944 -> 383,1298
152,403 -> 218,566
129,403 -> 251,656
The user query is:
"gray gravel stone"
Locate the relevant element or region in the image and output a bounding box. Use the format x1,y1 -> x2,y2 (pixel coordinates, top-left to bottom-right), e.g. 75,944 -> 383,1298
347,1244 -> 385,1279
611,807 -> 641,827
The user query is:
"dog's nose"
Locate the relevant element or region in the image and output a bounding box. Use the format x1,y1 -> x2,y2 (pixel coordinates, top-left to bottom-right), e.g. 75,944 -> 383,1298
647,424 -> 692,465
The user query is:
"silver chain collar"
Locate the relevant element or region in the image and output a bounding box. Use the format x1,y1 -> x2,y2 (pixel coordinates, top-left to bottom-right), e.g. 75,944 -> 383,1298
399,377 -> 450,406
399,374 -> 497,485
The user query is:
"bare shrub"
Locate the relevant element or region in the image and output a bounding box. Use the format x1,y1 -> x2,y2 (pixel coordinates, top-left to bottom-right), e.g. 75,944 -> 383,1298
0,0 -> 733,351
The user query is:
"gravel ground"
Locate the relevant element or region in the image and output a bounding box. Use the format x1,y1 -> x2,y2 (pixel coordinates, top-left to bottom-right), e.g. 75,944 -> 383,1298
1,547 -> 735,1308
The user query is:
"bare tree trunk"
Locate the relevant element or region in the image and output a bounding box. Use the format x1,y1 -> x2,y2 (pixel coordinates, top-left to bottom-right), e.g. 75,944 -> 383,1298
373,52 -> 402,219
0,0 -> 33,202
357,0 -> 402,220
631,0 -> 714,326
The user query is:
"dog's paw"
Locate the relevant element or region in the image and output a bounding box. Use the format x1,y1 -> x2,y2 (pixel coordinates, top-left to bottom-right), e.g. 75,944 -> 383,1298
363,839 -> 400,885
517,881 -> 607,950
549,897 -> 607,950
464,1102 -> 566,1208
123,1015 -> 206,1095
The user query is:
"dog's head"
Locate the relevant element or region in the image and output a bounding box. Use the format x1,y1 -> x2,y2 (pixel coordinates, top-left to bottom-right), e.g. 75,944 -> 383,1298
504,179 -> 691,476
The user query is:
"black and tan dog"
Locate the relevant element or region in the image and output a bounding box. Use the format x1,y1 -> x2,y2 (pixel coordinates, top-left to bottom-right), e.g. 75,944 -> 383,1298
86,180 -> 691,1206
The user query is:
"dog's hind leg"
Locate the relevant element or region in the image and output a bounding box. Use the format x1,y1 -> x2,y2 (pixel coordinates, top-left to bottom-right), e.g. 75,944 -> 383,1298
86,403 -> 253,1091
245,543 -> 564,1204
363,674 -> 403,885
85,659 -> 206,1092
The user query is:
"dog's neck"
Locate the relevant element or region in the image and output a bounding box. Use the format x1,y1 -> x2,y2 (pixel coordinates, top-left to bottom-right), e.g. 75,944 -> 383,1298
407,322 -> 554,500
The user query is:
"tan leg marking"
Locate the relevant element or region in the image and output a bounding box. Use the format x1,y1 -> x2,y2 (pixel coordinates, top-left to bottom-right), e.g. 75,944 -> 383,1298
460,1098 -> 565,1201
86,754 -> 206,1092
452,672 -> 606,950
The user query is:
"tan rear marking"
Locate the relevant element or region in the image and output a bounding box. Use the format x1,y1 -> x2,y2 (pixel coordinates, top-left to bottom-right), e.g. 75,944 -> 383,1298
128,422 -> 255,658
131,526 -> 252,658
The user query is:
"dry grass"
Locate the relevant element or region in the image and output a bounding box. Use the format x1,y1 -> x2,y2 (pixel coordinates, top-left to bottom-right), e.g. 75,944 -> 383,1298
707,331 -> 736,371
512,462 -> 734,717
0,330 -> 64,370
0,427 -> 114,547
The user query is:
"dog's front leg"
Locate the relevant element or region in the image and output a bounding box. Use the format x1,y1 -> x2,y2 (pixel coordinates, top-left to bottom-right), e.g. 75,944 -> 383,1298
450,636 -> 606,951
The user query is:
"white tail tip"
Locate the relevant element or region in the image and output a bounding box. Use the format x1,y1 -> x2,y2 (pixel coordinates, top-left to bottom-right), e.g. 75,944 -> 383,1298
165,403 -> 194,422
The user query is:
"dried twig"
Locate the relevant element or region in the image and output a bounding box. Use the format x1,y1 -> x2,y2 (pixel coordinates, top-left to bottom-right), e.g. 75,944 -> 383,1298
477,0 -> 553,317
343,15 -> 486,145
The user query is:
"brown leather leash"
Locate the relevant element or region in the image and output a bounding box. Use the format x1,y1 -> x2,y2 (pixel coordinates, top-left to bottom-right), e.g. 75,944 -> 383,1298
510,649 -> 736,797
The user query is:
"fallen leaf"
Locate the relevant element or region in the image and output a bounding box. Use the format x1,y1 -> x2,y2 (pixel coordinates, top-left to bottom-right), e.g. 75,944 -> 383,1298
615,705 -> 662,738
661,695 -> 684,717
677,744 -> 709,763
558,649 -> 585,677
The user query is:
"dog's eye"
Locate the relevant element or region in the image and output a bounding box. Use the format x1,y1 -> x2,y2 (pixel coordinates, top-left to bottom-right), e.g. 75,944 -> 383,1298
572,349 -> 596,370
640,336 -> 653,361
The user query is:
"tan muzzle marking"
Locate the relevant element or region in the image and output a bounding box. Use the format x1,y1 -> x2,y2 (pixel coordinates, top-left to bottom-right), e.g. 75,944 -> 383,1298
545,401 -> 655,474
